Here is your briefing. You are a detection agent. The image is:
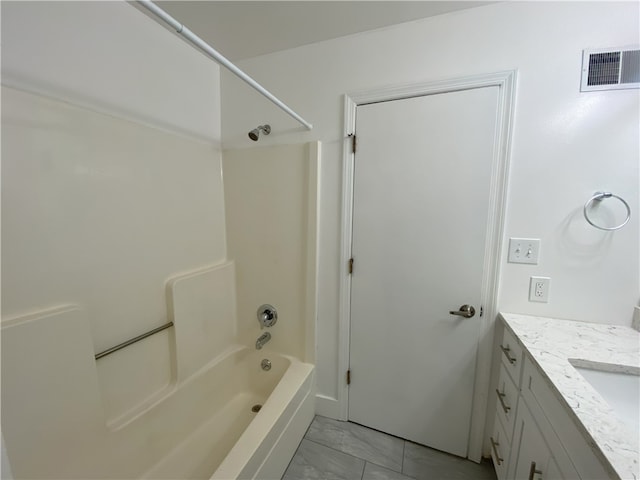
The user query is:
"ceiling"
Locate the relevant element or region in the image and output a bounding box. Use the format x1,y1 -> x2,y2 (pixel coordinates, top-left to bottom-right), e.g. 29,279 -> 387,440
149,1 -> 493,61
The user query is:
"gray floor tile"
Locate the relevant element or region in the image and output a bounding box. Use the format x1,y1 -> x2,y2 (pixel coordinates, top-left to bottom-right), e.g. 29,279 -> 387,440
402,442 -> 497,480
362,462 -> 415,480
305,416 -> 404,472
282,438 -> 365,480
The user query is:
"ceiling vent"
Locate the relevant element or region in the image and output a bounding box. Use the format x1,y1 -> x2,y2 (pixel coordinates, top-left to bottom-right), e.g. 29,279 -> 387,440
581,46 -> 640,92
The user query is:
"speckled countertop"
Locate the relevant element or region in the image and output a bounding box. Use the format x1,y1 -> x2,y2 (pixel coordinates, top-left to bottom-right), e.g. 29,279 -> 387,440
500,313 -> 640,480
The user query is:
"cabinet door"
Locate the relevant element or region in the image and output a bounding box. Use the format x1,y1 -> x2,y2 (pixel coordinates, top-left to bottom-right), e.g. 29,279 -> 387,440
512,403 -> 554,480
546,456 -> 564,480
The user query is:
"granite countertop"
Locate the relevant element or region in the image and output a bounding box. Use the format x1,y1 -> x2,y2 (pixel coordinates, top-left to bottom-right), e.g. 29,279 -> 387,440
500,313 -> 640,480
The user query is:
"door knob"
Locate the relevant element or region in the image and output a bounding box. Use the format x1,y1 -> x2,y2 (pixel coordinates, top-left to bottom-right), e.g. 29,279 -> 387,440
449,305 -> 475,318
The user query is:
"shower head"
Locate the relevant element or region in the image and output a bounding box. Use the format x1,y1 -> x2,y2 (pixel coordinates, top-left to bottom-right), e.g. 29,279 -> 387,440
248,124 -> 271,141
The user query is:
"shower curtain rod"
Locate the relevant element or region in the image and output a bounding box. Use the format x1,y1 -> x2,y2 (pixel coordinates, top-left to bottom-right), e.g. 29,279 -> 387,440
137,0 -> 313,131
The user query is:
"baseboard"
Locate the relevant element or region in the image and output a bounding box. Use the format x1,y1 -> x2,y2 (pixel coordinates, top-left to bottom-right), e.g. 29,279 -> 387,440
314,394 -> 345,420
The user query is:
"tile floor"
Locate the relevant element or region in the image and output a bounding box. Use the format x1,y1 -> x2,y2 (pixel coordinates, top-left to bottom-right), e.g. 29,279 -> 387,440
282,416 -> 497,480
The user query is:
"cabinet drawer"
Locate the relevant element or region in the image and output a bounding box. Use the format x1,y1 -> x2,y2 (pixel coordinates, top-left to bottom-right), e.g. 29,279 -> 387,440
499,326 -> 523,385
490,418 -> 511,480
496,363 -> 519,441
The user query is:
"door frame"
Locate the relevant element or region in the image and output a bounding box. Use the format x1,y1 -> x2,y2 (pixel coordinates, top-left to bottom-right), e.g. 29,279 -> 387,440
336,71 -> 517,461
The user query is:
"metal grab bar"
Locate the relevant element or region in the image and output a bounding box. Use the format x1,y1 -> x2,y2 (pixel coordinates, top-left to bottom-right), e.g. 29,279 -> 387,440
95,321 -> 174,360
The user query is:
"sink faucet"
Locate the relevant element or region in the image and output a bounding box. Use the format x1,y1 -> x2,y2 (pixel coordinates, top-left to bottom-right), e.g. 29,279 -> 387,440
256,332 -> 271,350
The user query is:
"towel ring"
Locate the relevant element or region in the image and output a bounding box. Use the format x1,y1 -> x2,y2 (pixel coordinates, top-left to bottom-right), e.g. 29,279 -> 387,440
583,192 -> 631,231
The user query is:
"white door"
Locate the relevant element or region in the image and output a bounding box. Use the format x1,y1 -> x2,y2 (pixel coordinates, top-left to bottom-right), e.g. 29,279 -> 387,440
348,86 -> 499,458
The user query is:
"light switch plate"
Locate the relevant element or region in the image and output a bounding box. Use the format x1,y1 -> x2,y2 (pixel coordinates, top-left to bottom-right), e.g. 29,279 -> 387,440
508,238 -> 540,264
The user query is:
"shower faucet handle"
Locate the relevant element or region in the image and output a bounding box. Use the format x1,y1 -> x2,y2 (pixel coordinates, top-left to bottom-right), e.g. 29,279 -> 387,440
257,304 -> 278,328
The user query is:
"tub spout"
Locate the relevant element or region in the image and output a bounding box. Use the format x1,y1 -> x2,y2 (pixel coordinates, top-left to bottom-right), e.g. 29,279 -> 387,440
256,332 -> 271,350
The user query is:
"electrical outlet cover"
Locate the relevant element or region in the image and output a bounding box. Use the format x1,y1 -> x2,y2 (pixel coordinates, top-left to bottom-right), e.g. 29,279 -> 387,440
529,276 -> 550,302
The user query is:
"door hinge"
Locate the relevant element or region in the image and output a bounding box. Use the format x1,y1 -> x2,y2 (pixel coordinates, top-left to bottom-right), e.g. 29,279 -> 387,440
348,258 -> 354,274
349,133 -> 357,154
347,369 -> 351,385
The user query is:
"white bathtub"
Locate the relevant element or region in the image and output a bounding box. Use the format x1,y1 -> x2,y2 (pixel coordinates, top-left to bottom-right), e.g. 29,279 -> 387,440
134,345 -> 315,480
3,295 -> 314,479
4,342 -> 314,479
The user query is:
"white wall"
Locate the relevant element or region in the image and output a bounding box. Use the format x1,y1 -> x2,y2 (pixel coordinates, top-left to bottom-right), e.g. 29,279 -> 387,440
220,2 -> 640,415
1,1 -> 220,143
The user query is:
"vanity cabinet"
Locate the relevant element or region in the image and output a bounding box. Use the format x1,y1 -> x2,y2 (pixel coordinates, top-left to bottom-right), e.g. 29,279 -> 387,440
490,326 -> 523,480
490,319 -> 609,480
511,403 -> 560,480
510,360 -> 578,480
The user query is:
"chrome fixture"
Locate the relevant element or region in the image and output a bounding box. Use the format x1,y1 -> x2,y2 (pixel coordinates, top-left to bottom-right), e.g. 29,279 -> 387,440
261,359 -> 272,371
95,321 -> 174,360
529,462 -> 543,480
256,332 -> 271,350
257,304 -> 278,328
449,304 -> 476,318
583,191 -> 631,231
137,2 -> 312,130
490,436 -> 504,466
248,124 -> 271,141
496,388 -> 511,414
499,344 -> 517,365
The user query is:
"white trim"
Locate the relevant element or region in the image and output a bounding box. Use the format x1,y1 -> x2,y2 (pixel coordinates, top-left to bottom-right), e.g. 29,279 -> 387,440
337,71 -> 517,458
314,394 -> 342,419
336,94 -> 357,421
305,141 -> 322,364
468,71 -> 517,462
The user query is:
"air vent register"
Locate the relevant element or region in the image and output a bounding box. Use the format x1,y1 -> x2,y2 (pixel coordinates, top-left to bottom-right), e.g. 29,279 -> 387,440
581,46 -> 640,92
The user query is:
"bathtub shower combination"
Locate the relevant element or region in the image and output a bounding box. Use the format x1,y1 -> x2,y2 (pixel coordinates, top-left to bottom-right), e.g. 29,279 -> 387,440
1,262 -> 315,479
143,346 -> 314,480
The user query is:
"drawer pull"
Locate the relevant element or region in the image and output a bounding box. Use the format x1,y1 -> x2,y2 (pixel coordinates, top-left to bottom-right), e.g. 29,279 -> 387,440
500,344 -> 517,364
490,436 -> 503,465
528,461 -> 543,480
496,389 -> 511,414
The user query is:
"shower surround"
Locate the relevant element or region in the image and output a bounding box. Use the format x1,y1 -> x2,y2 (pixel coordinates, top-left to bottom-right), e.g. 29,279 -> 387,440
1,84 -> 318,478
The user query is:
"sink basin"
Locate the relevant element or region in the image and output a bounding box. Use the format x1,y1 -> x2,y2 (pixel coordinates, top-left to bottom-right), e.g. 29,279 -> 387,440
572,364 -> 640,439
